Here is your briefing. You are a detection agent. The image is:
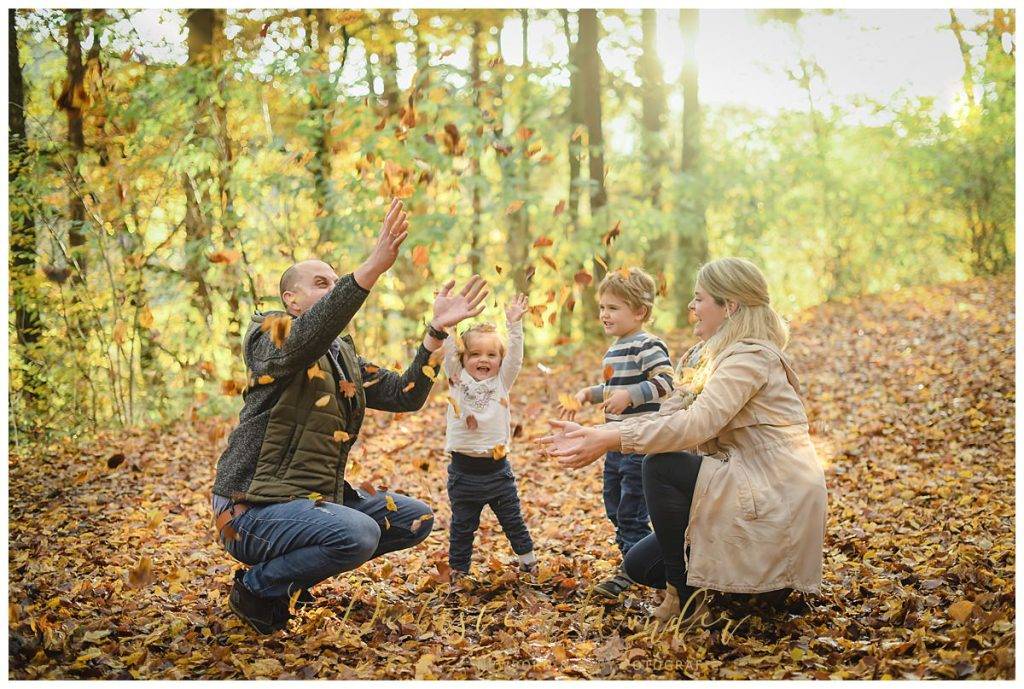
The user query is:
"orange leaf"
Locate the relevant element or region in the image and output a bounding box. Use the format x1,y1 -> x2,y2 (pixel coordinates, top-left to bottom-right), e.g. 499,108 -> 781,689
574,269 -> 593,287
492,444 -> 507,460
602,221 -> 621,246
257,375 -> 275,385
603,365 -> 615,381
533,236 -> 554,248
505,200 -> 525,215
553,200 -> 566,216
412,245 -> 429,267
333,430 -> 351,442
465,414 -> 478,430
307,363 -> 326,380
403,381 -> 415,392
541,255 -> 558,271
128,556 -> 154,589
260,315 -> 293,349
359,480 -> 378,496
339,380 -> 358,398
208,250 -> 241,265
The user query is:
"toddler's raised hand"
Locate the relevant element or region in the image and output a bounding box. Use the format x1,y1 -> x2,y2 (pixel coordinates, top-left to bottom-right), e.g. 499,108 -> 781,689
505,293 -> 529,323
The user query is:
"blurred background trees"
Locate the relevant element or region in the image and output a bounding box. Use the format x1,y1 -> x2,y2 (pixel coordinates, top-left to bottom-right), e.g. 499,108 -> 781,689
8,9 -> 1015,437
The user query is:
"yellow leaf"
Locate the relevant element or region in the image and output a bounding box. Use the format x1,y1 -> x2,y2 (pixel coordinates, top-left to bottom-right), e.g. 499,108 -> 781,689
385,495 -> 398,512
208,249 -> 241,264
447,395 -> 461,417
138,307 -> 154,329
307,363 -> 325,380
257,375 -> 274,385
403,381 -> 415,392
307,491 -> 325,504
333,430 -> 351,442
594,254 -> 608,271
558,393 -> 581,412
492,444 -> 507,460
315,394 -> 331,407
415,654 -> 437,680
339,380 -> 358,397
948,600 -> 975,623
128,555 -> 153,588
422,366 -> 437,381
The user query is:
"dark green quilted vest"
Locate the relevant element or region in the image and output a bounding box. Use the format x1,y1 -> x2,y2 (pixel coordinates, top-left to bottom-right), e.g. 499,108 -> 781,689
243,334 -> 366,504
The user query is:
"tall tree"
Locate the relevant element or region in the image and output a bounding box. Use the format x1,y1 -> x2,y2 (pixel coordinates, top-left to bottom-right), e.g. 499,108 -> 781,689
10,10 -> 41,348
181,9 -> 217,326
638,9 -> 667,206
468,19 -> 485,275
577,10 -> 608,333
948,9 -> 977,107
678,9 -> 708,288
57,10 -> 88,284
560,10 -> 584,228
505,9 -> 533,295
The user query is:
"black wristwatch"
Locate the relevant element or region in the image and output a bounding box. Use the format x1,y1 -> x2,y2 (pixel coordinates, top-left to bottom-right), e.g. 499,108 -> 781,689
427,323 -> 449,340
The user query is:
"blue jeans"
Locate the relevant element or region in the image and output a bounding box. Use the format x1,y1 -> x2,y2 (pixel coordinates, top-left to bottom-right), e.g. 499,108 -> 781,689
446,460 -> 533,572
219,486 -> 433,598
602,451 -> 651,556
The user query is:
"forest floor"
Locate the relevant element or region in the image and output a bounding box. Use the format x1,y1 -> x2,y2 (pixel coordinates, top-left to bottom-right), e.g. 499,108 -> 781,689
8,275 -> 1015,679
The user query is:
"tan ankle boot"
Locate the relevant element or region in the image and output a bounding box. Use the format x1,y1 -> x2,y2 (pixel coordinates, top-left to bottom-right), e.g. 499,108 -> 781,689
652,583 -> 682,622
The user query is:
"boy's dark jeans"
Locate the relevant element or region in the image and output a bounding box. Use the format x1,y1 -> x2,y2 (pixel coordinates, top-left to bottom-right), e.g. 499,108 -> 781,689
603,451 -> 652,556
446,453 -> 534,572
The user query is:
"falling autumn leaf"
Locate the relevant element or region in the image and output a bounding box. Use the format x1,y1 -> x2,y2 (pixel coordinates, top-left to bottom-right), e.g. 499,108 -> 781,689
574,269 -> 593,287
260,315 -> 292,349
314,394 -> 331,407
127,556 -> 153,589
492,444 -> 507,460
385,495 -> 398,512
339,380 -> 358,398
403,381 -> 416,392
307,363 -> 325,380
208,250 -> 241,265
505,200 -> 525,215
603,365 -> 614,381
553,200 -> 566,216
412,245 -> 429,267
447,396 -> 461,417
333,430 -> 351,442
602,221 -> 621,246
257,374 -> 274,385
533,236 -> 554,248
422,366 -> 437,382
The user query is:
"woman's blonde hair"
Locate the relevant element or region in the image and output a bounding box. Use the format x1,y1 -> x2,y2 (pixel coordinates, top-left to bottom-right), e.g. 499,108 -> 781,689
690,257 -> 789,391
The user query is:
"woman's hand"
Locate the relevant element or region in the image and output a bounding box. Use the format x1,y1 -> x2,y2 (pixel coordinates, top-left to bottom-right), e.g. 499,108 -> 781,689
431,275 -> 488,330
601,388 -> 632,415
538,420 -> 621,469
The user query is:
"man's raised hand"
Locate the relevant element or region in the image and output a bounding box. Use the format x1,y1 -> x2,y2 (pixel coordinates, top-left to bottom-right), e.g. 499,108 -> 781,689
431,275 -> 489,330
354,198 -> 409,289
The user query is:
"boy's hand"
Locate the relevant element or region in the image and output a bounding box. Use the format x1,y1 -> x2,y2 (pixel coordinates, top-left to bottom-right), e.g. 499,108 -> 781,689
505,293 -> 528,323
559,389 -> 589,420
601,388 -> 632,415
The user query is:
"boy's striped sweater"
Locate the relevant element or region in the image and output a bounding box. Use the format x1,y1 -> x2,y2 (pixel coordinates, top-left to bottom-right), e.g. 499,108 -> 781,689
587,331 -> 675,422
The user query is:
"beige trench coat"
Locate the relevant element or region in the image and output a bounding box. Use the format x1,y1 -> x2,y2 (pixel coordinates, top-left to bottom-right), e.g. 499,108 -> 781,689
617,338 -> 827,594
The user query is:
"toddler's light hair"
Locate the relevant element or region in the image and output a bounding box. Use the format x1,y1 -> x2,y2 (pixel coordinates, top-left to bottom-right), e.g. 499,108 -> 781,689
459,322 -> 507,364
597,267 -> 658,322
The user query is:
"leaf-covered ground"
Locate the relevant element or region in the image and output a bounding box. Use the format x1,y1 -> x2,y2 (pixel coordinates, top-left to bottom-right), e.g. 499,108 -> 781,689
9,275 -> 1014,679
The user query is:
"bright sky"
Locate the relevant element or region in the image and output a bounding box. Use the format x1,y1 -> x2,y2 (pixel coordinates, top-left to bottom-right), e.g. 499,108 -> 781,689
114,8 -> 984,122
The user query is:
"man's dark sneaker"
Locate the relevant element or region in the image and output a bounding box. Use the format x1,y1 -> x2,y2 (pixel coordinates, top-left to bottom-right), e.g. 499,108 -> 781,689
229,569 -> 291,634
294,588 -> 316,610
592,568 -> 634,600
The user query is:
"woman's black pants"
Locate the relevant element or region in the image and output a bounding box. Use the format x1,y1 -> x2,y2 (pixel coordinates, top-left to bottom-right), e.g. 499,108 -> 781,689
622,451 -> 703,595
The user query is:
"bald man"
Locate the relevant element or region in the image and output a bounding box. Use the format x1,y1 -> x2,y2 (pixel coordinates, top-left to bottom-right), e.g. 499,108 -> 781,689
211,199 -> 488,633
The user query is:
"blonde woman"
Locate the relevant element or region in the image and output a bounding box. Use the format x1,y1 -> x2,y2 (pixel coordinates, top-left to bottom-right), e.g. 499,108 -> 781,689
540,258 -> 828,621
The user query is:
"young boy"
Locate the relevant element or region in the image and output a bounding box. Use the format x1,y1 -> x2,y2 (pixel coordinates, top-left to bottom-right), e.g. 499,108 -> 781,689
441,294 -> 537,578
562,268 -> 674,600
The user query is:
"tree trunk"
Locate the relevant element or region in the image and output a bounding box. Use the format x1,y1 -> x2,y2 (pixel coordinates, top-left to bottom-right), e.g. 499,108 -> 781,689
468,19 -> 484,275
561,10 -> 583,229
181,9 -> 216,326
507,9 -> 532,295
60,10 -> 88,283
948,9 -> 976,107
307,9 -> 335,246
639,9 -> 667,206
577,10 -> 607,334
9,9 -> 41,348
678,9 -> 707,293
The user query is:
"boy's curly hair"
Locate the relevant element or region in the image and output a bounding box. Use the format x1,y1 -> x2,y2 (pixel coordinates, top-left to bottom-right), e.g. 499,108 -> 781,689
459,322 -> 507,363
597,267 -> 658,322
